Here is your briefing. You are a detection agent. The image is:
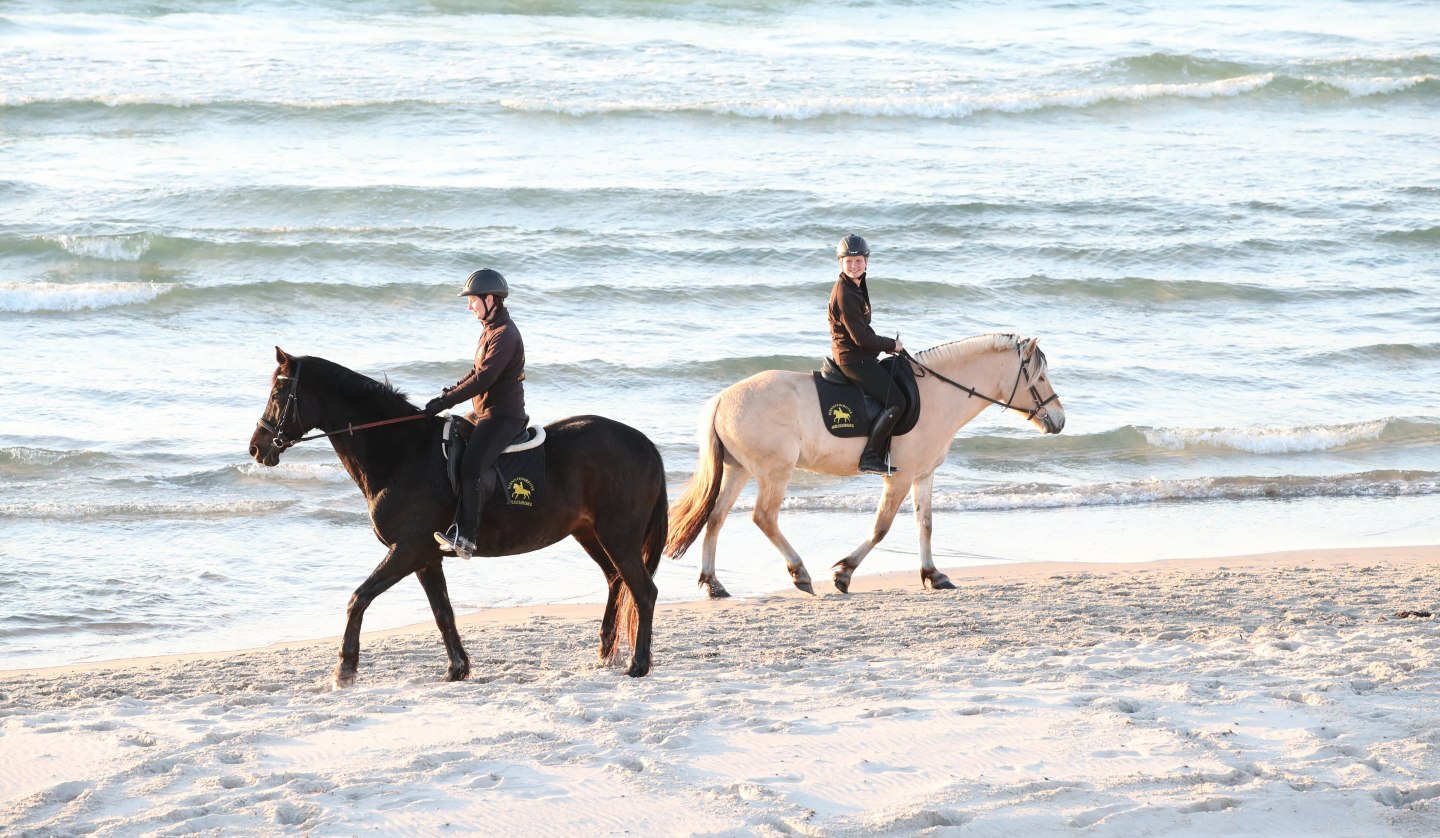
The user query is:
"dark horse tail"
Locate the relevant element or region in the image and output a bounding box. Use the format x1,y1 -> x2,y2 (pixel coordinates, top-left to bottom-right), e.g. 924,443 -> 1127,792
642,477 -> 668,574
665,394 -> 725,559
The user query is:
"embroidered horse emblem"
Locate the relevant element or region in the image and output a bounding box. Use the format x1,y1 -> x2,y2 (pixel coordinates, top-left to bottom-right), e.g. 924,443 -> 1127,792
828,404 -> 855,429
508,477 -> 535,507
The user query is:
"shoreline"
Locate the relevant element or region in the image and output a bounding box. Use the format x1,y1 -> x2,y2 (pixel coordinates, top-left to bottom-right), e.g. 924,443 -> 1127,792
8,543 -> 1436,679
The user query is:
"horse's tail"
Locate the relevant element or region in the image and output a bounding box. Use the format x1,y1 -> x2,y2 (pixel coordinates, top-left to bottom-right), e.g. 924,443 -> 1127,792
665,393 -> 725,559
642,470 -> 668,576
613,583 -> 636,663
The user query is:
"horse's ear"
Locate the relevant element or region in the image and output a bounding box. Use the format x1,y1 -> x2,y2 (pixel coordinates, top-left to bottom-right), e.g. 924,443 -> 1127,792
275,346 -> 290,365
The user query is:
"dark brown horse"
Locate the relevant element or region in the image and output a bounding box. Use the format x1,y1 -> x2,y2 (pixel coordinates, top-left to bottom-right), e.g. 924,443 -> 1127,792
248,348 -> 666,686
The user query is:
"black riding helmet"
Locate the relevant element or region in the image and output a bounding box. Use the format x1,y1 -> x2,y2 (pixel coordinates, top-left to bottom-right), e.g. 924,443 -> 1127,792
458,268 -> 509,298
836,234 -> 870,259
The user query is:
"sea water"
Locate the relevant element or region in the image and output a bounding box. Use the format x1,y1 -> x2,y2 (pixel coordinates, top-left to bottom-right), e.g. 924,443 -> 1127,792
2,0 -> 1437,669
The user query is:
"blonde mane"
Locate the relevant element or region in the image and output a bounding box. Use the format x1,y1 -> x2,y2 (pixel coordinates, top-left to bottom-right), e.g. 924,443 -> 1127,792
914,333 -> 1021,367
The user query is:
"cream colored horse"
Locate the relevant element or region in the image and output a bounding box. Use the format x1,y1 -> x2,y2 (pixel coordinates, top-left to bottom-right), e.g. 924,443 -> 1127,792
666,334 -> 1064,596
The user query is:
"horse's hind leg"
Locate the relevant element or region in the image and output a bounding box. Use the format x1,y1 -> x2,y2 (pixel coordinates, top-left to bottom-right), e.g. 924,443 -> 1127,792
697,461 -> 749,599
583,515 -> 659,677
575,530 -> 624,660
751,467 -> 813,594
832,472 -> 913,593
415,562 -> 471,681
336,539 -> 436,688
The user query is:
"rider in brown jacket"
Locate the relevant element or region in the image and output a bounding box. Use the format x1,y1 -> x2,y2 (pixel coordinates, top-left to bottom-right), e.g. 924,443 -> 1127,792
827,234 -> 905,475
424,268 -> 527,558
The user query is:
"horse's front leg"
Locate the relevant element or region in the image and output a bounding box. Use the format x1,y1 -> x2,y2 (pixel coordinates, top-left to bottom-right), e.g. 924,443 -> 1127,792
336,540 -> 434,688
910,471 -> 954,589
832,473 -> 912,593
415,561 -> 471,681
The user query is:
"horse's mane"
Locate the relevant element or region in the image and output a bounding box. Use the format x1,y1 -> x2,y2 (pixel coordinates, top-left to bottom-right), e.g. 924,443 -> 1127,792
299,355 -> 415,412
915,333 -> 1022,366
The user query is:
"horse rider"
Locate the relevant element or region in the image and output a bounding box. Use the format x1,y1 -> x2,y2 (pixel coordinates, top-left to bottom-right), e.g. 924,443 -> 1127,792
828,233 -> 905,475
423,268 -> 528,559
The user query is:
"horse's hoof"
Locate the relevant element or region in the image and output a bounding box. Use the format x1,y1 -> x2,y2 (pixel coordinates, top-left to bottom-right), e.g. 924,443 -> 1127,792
794,579 -> 815,595
626,660 -> 651,678
332,668 -> 357,690
833,575 -> 851,594
447,664 -> 470,682
700,577 -> 731,599
924,571 -> 957,590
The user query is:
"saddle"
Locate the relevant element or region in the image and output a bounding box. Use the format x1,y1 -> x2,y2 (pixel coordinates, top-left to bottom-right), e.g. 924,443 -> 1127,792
441,415 -> 547,509
812,356 -> 921,438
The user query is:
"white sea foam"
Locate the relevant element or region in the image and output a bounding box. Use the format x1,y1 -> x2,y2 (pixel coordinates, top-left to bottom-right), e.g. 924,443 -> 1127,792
1311,74 -> 1436,96
234,461 -> 354,484
1143,421 -> 1388,454
0,447 -> 73,466
740,469 -> 1439,514
501,74 -> 1277,120
46,233 -> 153,261
0,281 -> 171,312
0,499 -> 292,520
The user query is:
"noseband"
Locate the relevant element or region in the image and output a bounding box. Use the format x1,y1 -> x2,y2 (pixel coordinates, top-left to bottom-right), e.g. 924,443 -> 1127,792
903,343 -> 1060,427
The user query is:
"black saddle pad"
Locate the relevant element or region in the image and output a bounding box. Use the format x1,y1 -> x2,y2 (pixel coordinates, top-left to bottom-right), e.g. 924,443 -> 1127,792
813,371 -> 870,438
487,444 -> 546,510
812,356 -> 920,438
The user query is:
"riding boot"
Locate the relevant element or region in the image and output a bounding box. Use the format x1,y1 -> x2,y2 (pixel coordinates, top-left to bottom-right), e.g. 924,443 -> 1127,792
858,405 -> 902,475
435,470 -> 497,559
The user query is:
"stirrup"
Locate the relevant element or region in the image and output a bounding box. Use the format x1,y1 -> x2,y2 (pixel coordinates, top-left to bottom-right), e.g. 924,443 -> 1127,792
858,455 -> 898,476
434,526 -> 476,560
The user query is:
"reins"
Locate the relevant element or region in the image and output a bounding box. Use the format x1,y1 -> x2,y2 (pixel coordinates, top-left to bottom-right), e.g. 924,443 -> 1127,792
257,358 -> 428,449
290,413 -> 430,444
900,345 -> 1058,422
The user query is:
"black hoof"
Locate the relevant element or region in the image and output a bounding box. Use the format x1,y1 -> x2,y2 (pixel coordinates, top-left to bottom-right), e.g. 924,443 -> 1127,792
923,570 -> 957,590
833,576 -> 851,594
700,577 -> 731,599
626,660 -> 651,678
794,579 -> 815,595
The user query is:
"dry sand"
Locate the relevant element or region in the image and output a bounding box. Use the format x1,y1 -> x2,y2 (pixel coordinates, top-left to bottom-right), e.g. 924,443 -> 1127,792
3,546 -> 1439,836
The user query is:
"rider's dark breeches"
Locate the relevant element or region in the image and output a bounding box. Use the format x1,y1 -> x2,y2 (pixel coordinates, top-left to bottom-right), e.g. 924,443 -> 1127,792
837,359 -> 903,411
462,415 -> 527,483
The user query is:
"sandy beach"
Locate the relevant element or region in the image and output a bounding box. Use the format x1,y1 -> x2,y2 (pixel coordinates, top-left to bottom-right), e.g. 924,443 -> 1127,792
3,545 -> 1439,837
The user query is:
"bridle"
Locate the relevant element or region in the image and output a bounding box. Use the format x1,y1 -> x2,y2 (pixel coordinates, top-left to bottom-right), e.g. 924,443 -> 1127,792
256,358 -> 427,451
901,341 -> 1060,427
257,361 -> 305,450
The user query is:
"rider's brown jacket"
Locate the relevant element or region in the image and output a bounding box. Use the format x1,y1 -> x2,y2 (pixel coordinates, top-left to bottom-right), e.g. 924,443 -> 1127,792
441,304 -> 527,419
828,272 -> 898,365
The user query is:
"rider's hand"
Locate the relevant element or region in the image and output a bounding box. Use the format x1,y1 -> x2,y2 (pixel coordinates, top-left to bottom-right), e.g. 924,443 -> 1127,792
893,339 -> 905,354
423,396 -> 447,416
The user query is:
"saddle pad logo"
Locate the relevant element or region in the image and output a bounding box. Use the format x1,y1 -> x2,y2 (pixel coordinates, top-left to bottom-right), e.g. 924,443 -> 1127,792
507,476 -> 536,507
827,403 -> 855,430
